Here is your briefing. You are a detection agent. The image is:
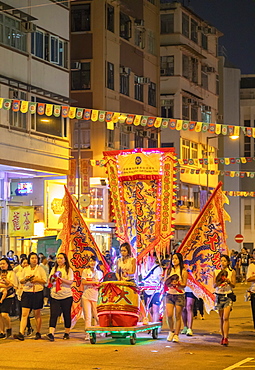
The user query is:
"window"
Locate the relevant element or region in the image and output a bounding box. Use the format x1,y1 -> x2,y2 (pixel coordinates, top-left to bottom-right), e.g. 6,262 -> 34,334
181,139 -> 198,160
182,54 -> 189,79
120,12 -> 131,40
135,133 -> 144,148
191,142 -> 198,159
148,82 -> 156,107
0,14 -> 26,52
201,33 -> 208,50
147,30 -> 156,55
134,76 -> 143,102
244,204 -> 251,229
182,97 -> 189,120
71,62 -> 91,90
120,131 -> 130,149
161,99 -> 174,118
216,74 -> 219,95
30,97 -> 66,137
201,105 -> 211,123
71,4 -> 90,32
244,120 -> 251,157
135,28 -> 145,49
160,14 -> 174,34
191,57 -> 198,83
73,121 -> 90,149
107,128 -> 115,148
191,105 -> 198,121
107,4 -> 114,33
107,62 -> 114,90
120,74 -> 129,96
9,90 -> 27,130
201,70 -> 208,90
182,13 -> 189,38
31,31 -> 68,68
191,19 -> 198,43
160,56 -> 174,76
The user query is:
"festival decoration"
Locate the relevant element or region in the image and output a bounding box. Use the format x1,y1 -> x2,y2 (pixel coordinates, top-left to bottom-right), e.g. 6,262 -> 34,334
48,271 -> 62,292
57,186 -> 110,327
177,182 -> 231,313
0,96 -> 253,136
103,148 -> 177,261
9,206 -> 34,237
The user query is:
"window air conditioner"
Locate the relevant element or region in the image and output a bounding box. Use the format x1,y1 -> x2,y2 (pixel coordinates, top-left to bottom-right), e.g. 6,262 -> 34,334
21,21 -> 36,33
134,19 -> 144,27
137,77 -> 150,84
71,62 -> 81,71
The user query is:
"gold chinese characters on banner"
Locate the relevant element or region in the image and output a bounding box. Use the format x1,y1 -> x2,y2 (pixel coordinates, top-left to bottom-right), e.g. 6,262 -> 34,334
9,206 -> 34,236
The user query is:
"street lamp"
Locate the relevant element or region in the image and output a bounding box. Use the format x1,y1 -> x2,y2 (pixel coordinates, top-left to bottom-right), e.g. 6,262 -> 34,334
206,134 -> 239,197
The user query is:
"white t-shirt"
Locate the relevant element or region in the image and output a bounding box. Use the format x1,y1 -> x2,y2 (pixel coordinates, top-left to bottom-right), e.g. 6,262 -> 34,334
49,266 -> 74,300
21,265 -> 47,293
82,268 -> 103,302
247,263 -> 255,293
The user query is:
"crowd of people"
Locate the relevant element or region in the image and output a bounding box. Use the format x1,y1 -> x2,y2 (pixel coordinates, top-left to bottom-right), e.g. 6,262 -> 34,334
0,244 -> 254,346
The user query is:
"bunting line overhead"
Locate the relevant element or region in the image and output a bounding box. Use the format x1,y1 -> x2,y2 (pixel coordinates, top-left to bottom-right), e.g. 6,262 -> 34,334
0,97 -> 254,137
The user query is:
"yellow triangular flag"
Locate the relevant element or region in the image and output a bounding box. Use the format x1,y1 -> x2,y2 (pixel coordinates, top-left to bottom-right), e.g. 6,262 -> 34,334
0,98 -> 3,109
154,117 -> 162,128
241,157 -> 247,164
69,107 -> 76,119
112,113 -> 120,123
215,124 -> 221,134
225,158 -> 230,165
91,110 -> 99,121
133,115 -> 141,126
45,104 -> 53,116
252,128 -> 255,138
195,122 -> 202,132
234,126 -> 240,137
176,120 -> 183,131
20,101 -> 29,113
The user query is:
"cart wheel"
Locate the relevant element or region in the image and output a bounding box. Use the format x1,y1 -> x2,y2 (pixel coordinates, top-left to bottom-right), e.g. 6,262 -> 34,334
130,333 -> 136,345
90,333 -> 96,344
152,328 -> 158,339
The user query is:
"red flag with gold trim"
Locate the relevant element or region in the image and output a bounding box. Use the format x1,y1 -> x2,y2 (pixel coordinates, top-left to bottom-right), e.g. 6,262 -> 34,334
177,182 -> 231,313
58,186 -> 110,327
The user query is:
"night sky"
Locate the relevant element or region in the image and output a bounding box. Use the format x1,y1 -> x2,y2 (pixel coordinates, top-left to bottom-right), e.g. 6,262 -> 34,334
183,0 -> 255,74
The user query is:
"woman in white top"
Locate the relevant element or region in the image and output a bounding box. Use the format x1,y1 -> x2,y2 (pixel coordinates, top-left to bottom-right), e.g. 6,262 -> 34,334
82,256 -> 103,340
213,254 -> 236,346
46,253 -> 73,341
13,252 -> 47,341
0,258 -> 18,339
116,243 -> 136,282
165,253 -> 188,343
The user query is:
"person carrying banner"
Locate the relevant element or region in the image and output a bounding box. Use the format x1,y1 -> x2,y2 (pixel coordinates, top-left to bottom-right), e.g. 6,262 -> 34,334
213,254 -> 236,346
116,242 -> 136,283
165,253 -> 188,343
82,256 -> 103,341
46,253 -> 74,341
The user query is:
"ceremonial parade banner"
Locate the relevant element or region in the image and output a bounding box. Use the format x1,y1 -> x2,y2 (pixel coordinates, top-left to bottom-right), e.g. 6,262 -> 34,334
177,182 -> 231,313
58,186 -> 110,327
103,148 -> 177,262
9,206 -> 34,237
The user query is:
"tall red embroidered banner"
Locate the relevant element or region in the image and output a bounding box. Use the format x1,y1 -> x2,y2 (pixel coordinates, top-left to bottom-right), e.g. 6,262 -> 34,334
177,182 -> 231,313
58,186 -> 110,327
103,148 -> 177,262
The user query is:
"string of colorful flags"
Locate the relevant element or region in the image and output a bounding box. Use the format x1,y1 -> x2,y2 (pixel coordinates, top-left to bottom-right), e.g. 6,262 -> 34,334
0,97 -> 255,137
177,168 -> 255,178
223,191 -> 255,197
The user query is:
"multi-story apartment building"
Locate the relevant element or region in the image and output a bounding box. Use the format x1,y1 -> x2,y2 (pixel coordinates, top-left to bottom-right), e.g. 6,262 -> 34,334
240,75 -> 255,251
70,0 -> 161,250
0,0 -> 70,255
159,0 -> 222,241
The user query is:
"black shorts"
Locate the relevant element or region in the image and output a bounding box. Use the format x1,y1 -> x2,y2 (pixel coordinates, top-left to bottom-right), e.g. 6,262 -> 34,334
0,297 -> 13,314
185,292 -> 196,299
21,291 -> 44,310
143,292 -> 161,308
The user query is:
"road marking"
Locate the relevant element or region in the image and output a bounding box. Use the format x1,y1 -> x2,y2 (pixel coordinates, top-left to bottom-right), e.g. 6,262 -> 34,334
223,358 -> 255,370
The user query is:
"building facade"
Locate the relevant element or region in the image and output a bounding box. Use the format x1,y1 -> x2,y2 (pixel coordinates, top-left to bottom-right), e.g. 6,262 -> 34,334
0,0 -> 71,255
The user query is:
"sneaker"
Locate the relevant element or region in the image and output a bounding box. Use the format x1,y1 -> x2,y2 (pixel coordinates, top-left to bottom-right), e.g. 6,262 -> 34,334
63,333 -> 70,340
35,332 -> 41,340
181,326 -> 188,335
222,338 -> 229,346
27,328 -> 34,337
46,333 -> 54,342
167,331 -> 175,342
201,316 -> 205,320
220,337 -> 224,345
5,328 -> 12,338
84,333 -> 90,341
0,333 -> 6,339
172,334 -> 179,343
13,332 -> 24,341
186,328 -> 193,336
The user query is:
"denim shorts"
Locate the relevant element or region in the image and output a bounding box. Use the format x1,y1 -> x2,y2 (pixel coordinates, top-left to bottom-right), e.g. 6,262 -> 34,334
166,293 -> 185,307
215,294 -> 233,310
